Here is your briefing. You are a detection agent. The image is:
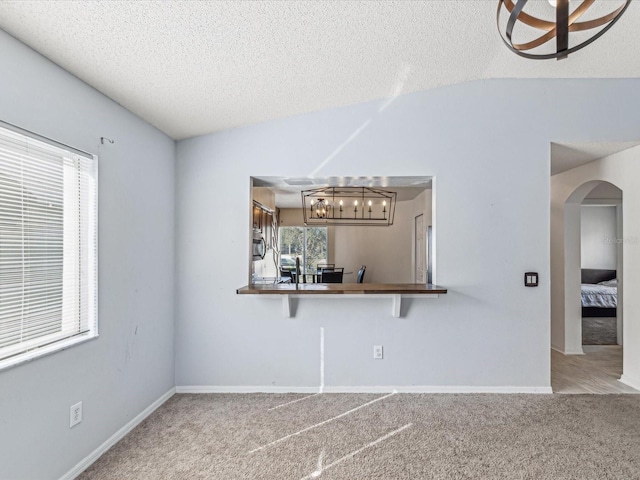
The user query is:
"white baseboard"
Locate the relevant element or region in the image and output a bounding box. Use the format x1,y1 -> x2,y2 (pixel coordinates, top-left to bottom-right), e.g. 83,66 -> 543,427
176,385 -> 320,393
60,387 -> 176,480
619,375 -> 640,391
552,345 -> 584,355
176,385 -> 552,394
323,386 -> 553,394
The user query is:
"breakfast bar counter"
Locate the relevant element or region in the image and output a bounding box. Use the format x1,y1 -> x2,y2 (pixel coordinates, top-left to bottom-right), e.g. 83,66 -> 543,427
237,283 -> 447,295
236,283 -> 447,317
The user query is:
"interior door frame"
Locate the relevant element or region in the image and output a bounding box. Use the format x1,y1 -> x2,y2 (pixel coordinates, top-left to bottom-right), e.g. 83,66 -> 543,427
414,213 -> 426,284
427,225 -> 433,284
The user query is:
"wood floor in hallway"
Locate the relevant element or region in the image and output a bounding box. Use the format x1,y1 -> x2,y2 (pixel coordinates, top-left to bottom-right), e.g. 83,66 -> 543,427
552,345 -> 639,394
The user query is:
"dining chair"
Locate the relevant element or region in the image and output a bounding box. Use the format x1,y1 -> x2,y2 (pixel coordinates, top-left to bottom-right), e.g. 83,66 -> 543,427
317,264 -> 335,269
321,267 -> 343,283
317,263 -> 335,282
356,265 -> 366,284
280,268 -> 292,279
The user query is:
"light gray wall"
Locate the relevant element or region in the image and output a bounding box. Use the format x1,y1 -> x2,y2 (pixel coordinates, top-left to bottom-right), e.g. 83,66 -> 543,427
581,206 -> 617,269
175,79 -> 640,390
0,30 -> 176,479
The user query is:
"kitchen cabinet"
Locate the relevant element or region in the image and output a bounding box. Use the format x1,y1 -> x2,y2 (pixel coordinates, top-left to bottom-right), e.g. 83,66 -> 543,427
253,203 -> 263,233
264,211 -> 273,248
253,201 -> 274,249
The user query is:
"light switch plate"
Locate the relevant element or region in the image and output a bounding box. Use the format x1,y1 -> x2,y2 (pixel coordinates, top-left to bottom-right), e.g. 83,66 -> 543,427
524,272 -> 539,287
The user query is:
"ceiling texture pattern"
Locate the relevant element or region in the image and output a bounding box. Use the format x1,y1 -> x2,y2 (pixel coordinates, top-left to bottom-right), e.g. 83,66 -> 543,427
0,0 -> 638,140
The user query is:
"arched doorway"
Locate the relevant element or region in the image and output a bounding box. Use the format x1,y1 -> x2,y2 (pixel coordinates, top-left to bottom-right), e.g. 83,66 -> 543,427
564,181 -> 622,353
551,180 -> 634,393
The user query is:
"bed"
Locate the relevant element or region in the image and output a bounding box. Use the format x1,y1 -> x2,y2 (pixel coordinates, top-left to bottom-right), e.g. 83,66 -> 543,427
581,269 -> 617,318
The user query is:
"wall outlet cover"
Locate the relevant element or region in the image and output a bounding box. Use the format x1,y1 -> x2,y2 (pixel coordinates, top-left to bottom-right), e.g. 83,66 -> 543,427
373,345 -> 383,359
70,401 -> 82,428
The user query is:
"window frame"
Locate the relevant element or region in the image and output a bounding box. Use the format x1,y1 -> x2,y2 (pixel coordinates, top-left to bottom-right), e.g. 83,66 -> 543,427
279,225 -> 328,274
0,121 -> 98,371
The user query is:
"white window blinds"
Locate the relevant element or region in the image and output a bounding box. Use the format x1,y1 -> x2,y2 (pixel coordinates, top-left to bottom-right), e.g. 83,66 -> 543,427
0,124 -> 97,369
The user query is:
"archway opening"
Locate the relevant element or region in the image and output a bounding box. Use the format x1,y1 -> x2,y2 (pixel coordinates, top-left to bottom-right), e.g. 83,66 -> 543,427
552,180 -> 633,393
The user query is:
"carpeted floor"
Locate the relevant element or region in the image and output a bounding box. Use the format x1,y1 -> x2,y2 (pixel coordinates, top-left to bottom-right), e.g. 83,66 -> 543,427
582,316 -> 617,345
79,393 -> 640,480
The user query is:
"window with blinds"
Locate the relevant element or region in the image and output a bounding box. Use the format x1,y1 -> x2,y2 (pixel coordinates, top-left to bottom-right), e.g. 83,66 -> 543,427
0,123 -> 97,369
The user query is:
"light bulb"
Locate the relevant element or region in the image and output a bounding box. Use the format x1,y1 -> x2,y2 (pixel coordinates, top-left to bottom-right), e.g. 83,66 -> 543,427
383,200 -> 387,206
368,200 -> 372,207
310,199 -> 314,205
339,200 -> 343,206
354,200 -> 358,206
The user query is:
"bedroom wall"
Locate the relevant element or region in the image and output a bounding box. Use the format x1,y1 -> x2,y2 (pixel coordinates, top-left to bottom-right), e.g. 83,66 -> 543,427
0,30 -> 176,479
581,206 -> 617,270
551,149 -> 640,388
176,78 -> 640,391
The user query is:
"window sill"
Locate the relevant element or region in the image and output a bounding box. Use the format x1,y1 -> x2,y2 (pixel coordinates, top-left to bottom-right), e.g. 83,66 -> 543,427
0,332 -> 99,372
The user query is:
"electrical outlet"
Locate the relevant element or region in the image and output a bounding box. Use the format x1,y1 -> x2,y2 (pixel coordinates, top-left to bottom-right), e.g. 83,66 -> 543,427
373,345 -> 383,359
70,402 -> 82,428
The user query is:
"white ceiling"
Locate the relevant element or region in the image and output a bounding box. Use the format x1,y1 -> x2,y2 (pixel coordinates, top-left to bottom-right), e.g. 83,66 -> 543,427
550,141 -> 640,175
584,182 -> 622,199
254,176 -> 432,208
0,1 -> 638,140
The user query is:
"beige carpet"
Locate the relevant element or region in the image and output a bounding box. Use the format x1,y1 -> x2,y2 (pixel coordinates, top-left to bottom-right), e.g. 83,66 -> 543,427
79,393 -> 640,479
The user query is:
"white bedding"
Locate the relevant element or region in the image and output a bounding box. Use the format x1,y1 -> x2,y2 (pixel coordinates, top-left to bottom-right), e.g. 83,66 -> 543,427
581,283 -> 617,308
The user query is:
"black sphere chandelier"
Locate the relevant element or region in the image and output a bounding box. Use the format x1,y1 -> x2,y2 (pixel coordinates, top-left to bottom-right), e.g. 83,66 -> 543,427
497,0 -> 631,60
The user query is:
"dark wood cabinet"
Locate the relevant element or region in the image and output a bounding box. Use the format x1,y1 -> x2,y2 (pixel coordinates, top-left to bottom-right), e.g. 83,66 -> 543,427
253,203 -> 263,232
253,201 -> 274,250
264,211 -> 273,248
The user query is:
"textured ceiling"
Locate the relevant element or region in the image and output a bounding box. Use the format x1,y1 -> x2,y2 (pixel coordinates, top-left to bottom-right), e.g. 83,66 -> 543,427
0,1 -> 638,140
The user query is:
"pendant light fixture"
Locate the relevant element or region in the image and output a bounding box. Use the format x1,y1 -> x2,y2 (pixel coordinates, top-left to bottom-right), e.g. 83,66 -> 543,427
497,0 -> 631,60
302,187 -> 397,226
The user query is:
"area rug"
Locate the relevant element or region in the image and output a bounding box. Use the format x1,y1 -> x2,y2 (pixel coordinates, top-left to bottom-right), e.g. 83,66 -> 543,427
583,316 -> 617,345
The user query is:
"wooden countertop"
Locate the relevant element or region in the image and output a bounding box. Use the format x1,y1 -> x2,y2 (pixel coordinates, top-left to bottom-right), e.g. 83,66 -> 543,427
236,283 -> 447,295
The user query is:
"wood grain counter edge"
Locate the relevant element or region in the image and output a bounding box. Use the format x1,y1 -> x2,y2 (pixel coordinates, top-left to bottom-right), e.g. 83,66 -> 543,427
236,283 -> 447,295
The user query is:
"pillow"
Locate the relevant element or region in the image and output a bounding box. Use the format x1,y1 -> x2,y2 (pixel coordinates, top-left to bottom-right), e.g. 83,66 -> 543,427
598,278 -> 618,287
